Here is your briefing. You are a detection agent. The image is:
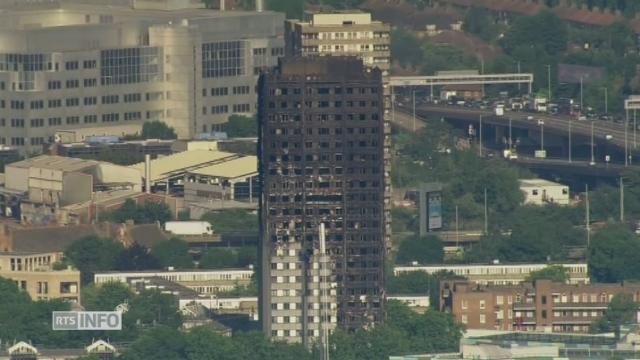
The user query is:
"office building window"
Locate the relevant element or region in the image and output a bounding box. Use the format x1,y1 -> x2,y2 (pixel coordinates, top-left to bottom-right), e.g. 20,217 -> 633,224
10,118 -> 24,127
211,105 -> 229,114
101,95 -> 119,104
100,47 -> 161,85
65,98 -> 79,107
232,85 -> 250,95
232,103 -> 251,112
30,100 -> 44,109
30,118 -> 44,127
83,115 -> 97,123
84,96 -> 97,106
48,80 -> 61,90
83,78 -> 97,87
211,87 -> 228,96
48,117 -> 61,126
102,113 -> 119,122
65,116 -> 79,124
83,60 -> 97,69
10,100 -> 24,109
30,137 -> 44,146
65,79 -> 79,88
202,40 -> 246,78
124,111 -> 142,121
48,99 -> 61,108
65,61 -> 79,70
124,93 -> 142,103
0,53 -> 48,72
11,137 -> 25,146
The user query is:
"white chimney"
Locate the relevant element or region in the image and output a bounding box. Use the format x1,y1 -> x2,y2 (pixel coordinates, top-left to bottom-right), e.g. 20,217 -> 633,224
255,0 -> 263,12
144,154 -> 151,194
220,0 -> 225,11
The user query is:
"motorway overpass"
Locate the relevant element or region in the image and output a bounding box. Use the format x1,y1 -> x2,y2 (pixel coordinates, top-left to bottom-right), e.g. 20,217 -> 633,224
391,105 -> 640,177
410,105 -> 637,154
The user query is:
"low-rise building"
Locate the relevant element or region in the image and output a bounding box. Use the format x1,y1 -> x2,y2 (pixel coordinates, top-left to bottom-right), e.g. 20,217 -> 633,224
0,251 -> 80,302
394,263 -> 589,286
519,179 -> 570,205
441,279 -> 640,333
2,340 -> 116,360
94,268 -> 254,295
1,155 -> 143,224
387,294 -> 430,313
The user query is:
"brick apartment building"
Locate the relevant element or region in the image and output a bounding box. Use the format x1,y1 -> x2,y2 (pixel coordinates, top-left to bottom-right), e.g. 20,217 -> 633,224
441,280 -> 640,333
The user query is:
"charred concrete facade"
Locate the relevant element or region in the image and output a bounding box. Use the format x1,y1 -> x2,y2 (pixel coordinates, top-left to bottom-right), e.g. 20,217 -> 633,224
259,57 -> 385,345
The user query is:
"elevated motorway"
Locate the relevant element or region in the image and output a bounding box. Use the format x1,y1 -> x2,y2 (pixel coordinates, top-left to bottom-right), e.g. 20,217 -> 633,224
408,104 -> 636,153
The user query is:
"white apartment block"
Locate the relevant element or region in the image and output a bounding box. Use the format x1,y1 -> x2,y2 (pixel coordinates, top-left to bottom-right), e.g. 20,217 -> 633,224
0,0 -> 284,153
285,11 -> 390,73
394,263 -> 590,286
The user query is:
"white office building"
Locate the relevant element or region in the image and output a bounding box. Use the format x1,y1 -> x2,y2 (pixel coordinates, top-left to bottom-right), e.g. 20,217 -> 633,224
0,0 -> 284,153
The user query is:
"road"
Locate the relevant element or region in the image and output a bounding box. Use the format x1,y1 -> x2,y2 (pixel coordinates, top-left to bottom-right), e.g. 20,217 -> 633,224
399,104 -> 639,153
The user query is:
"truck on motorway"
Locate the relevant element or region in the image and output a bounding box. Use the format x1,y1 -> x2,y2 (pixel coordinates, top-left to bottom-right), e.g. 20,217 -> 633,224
165,221 -> 214,236
534,97 -> 547,112
495,104 -> 505,116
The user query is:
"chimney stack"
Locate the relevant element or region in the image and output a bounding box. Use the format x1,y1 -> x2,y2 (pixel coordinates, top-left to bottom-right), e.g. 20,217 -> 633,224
220,0 -> 225,11
256,0 -> 263,12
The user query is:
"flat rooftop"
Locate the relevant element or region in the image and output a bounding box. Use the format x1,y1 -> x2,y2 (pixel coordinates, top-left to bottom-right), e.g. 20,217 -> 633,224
130,150 -> 239,183
0,0 -> 280,31
7,155 -> 98,172
188,156 -> 257,180
519,178 -> 566,187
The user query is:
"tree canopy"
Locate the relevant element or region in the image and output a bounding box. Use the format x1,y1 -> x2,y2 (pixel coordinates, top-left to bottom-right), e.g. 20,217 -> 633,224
589,224 -> 640,283
201,209 -> 258,234
591,293 -> 638,339
102,199 -> 172,225
65,235 -> 125,284
525,265 -> 569,283
151,237 -> 194,269
140,121 -> 178,140
396,235 -> 444,265
226,115 -> 257,138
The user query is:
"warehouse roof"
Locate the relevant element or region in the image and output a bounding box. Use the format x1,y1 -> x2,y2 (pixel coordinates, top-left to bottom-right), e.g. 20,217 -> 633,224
8,155 -> 98,172
129,150 -> 239,183
188,156 -> 258,180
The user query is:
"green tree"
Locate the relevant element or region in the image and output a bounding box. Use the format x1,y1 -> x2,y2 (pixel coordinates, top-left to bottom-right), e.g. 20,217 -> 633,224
141,121 -> 178,140
525,265 -> 569,283
81,282 -> 133,311
114,243 -> 161,271
199,247 -> 256,269
390,29 -> 424,69
102,199 -> 172,225
226,114 -> 257,137
396,235 -> 444,265
184,326 -> 241,360
387,270 -> 462,309
201,209 -> 258,234
127,290 -> 183,328
120,326 -> 186,360
462,6 -> 498,42
65,235 -> 125,284
589,224 -> 640,282
151,237 -> 193,269
390,207 -> 417,233
591,293 -> 638,339
502,11 -> 567,56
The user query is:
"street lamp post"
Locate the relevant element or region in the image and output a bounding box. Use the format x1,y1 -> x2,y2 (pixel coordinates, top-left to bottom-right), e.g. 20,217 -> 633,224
625,108 -> 629,166
538,120 -> 545,151
590,121 -> 595,165
546,64 -> 552,101
580,76 -> 584,113
568,118 -> 572,163
412,90 -> 416,132
479,115 -> 483,157
603,87 -> 608,115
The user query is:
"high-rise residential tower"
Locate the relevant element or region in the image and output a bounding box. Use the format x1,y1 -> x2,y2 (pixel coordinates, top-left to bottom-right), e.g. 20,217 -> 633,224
0,0 -> 284,153
258,56 -> 385,345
